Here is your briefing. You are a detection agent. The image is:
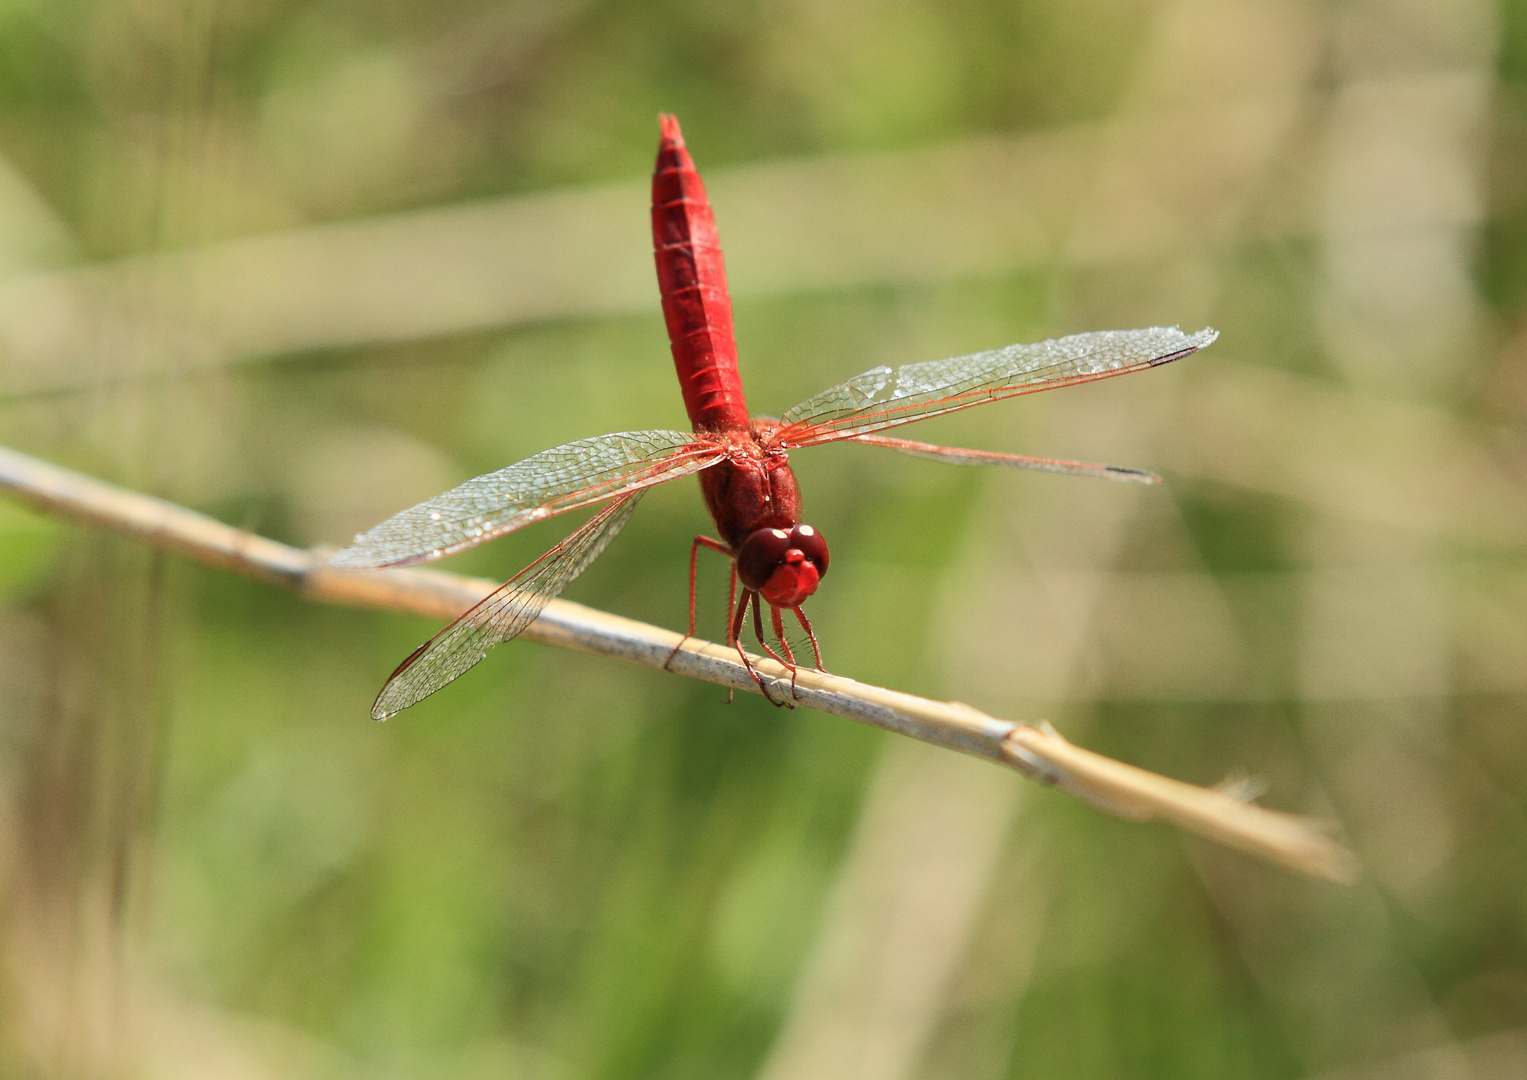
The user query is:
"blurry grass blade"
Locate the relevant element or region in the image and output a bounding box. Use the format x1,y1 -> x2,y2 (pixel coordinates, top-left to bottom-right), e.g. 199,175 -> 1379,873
0,94 -> 1306,396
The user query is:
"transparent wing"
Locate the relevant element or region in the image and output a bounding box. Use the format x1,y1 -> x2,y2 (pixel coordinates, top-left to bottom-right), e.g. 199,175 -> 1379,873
332,430 -> 722,568
851,434 -> 1160,484
775,326 -> 1217,447
371,490 -> 643,719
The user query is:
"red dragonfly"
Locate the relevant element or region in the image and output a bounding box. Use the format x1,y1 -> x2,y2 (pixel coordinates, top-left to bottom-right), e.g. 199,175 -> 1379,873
335,115 -> 1217,718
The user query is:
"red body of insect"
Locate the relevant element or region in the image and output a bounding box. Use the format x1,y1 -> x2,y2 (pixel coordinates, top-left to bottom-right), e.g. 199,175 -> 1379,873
652,114 -> 750,434
335,115 -> 1217,718
653,115 -> 827,653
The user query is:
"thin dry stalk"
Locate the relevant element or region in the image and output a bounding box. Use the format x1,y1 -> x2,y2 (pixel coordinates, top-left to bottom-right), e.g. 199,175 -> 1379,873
0,443 -> 1357,882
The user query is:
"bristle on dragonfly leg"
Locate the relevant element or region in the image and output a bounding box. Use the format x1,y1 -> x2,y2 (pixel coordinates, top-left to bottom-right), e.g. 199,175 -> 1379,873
749,593 -> 794,708
793,606 -> 825,671
770,605 -> 802,697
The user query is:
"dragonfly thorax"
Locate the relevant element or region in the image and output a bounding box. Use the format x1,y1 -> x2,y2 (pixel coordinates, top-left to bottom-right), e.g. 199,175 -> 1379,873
737,524 -> 829,607
697,449 -> 800,543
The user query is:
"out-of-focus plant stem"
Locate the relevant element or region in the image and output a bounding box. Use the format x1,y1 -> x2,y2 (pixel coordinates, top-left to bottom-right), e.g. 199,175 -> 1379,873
0,442 -> 1357,883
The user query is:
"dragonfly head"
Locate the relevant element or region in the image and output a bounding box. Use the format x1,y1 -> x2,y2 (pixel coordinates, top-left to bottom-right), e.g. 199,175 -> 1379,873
737,524 -> 829,608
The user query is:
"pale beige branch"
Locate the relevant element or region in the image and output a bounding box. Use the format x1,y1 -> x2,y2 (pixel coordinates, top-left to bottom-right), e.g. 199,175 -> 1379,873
0,443 -> 1357,882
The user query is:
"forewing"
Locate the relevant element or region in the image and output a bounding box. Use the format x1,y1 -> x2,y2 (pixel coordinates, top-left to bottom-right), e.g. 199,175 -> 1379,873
332,430 -> 720,568
371,490 -> 643,719
775,326 -> 1217,447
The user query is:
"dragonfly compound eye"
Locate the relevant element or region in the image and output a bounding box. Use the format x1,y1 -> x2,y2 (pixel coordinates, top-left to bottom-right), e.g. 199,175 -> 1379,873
737,525 -> 829,608
736,528 -> 792,590
788,524 -> 829,577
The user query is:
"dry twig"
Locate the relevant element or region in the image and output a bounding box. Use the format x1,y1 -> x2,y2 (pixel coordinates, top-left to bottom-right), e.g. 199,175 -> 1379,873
0,443 -> 1357,882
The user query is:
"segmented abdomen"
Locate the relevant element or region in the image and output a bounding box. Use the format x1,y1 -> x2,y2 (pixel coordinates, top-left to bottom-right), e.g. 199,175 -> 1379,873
652,114 -> 750,433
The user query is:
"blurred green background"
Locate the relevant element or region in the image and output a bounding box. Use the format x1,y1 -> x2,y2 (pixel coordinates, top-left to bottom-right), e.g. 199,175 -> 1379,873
2,0 -> 1527,1076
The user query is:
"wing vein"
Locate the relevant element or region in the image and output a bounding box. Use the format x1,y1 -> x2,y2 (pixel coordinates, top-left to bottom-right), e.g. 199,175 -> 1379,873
371,490 -> 645,718
332,430 -> 721,568
775,327 -> 1216,447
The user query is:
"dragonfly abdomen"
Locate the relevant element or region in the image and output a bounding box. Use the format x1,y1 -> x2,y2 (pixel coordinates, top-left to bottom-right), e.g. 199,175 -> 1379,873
652,113 -> 750,433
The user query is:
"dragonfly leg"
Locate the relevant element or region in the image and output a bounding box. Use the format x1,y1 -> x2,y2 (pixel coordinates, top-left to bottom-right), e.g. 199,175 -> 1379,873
726,563 -> 738,644
730,589 -> 772,705
770,605 -> 802,697
751,597 -> 795,708
731,585 -> 751,647
733,590 -> 788,708
792,606 -> 825,671
754,595 -> 790,668
665,534 -> 733,671
724,564 -> 739,704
